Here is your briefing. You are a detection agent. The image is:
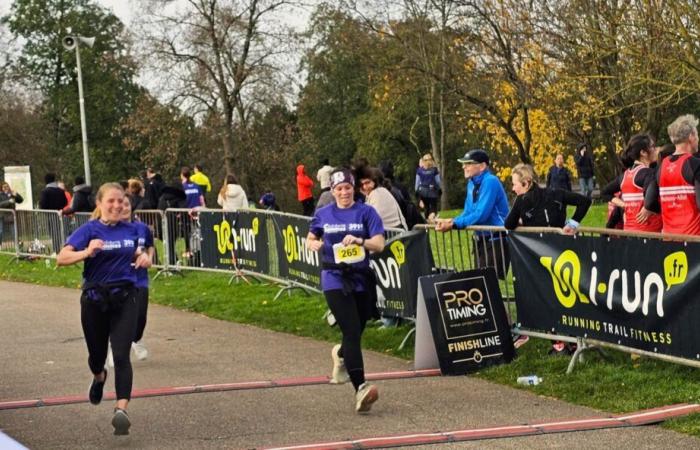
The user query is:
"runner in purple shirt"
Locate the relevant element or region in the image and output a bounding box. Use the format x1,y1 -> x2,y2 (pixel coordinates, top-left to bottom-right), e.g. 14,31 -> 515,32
306,168 -> 385,414
57,183 -> 152,436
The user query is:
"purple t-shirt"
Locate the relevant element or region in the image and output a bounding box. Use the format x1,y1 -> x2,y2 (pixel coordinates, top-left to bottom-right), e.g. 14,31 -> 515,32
183,181 -> 202,208
309,202 -> 384,292
133,221 -> 154,288
65,220 -> 140,287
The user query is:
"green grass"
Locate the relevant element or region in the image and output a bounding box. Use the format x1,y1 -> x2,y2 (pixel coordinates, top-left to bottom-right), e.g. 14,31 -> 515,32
3,202 -> 699,437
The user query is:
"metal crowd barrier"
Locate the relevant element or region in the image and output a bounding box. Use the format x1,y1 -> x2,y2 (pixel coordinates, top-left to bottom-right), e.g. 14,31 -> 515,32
0,209 -> 19,257
14,209 -> 64,260
511,226 -> 700,372
415,224 -> 515,324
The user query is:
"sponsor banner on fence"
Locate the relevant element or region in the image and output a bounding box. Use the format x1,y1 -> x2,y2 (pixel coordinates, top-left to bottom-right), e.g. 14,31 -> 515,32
416,269 -> 514,375
509,232 -> 700,360
370,230 -> 433,319
199,210 -> 269,274
271,213 -> 321,289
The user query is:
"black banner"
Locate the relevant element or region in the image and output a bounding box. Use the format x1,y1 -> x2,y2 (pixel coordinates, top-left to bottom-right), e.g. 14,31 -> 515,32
199,210 -> 270,274
509,232 -> 700,360
419,269 -> 515,375
370,230 -> 434,318
271,213 -> 321,289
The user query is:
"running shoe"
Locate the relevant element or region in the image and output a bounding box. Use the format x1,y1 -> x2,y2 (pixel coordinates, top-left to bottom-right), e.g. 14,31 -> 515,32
88,369 -> 107,405
355,383 -> 379,413
330,344 -> 350,384
513,334 -> 529,349
112,408 -> 131,436
132,341 -> 149,361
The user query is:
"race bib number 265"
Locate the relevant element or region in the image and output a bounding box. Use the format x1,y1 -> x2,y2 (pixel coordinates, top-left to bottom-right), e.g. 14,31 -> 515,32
332,243 -> 366,264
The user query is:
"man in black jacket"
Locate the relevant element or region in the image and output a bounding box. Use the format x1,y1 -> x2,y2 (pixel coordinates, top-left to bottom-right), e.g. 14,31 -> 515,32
39,173 -> 68,210
62,176 -> 94,214
144,168 -> 165,210
574,143 -> 595,198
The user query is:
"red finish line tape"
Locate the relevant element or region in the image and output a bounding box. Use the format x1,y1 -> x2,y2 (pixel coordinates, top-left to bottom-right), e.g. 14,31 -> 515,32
0,369 -> 441,411
263,403 -> 700,450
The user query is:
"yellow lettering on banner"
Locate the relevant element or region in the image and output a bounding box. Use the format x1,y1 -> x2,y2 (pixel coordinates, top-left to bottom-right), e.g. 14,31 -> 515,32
214,220 -> 233,254
540,250 -> 589,308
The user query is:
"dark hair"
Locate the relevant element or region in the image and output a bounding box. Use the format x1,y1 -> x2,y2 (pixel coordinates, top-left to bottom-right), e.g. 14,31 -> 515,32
44,173 -> 56,184
225,174 -> 238,185
358,166 -> 390,190
621,133 -> 654,168
320,158 -> 329,166
74,175 -> 85,185
576,142 -> 587,152
194,164 -> 203,171
181,166 -> 191,180
379,160 -> 394,179
119,180 -> 129,189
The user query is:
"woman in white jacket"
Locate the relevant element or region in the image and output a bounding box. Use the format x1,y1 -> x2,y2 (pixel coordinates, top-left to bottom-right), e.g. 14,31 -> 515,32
217,174 -> 249,211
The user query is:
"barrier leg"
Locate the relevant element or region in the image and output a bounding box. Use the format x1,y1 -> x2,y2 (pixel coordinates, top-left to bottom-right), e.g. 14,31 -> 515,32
154,265 -> 184,280
398,326 -> 416,350
274,284 -> 312,300
566,337 -> 609,374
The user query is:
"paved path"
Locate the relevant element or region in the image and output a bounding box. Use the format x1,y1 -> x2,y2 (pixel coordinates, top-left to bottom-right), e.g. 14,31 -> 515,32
1,280 -> 698,449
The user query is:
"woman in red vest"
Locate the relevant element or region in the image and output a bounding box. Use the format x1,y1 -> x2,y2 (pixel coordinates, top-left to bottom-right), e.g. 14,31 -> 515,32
601,133 -> 662,232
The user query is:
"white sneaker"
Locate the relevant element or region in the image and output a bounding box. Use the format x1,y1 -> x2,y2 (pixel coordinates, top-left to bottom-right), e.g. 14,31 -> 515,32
106,346 -> 114,368
355,383 -> 378,413
330,344 -> 350,384
132,340 -> 149,361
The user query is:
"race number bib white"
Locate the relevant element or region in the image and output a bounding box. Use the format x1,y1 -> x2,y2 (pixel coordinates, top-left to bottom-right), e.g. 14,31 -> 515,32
332,243 -> 366,264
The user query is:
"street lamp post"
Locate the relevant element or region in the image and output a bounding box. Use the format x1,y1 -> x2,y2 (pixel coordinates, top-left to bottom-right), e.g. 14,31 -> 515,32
63,35 -> 95,186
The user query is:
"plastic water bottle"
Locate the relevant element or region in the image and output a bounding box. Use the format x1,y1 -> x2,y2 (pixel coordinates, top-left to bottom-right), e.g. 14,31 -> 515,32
45,259 -> 51,269
517,375 -> 542,386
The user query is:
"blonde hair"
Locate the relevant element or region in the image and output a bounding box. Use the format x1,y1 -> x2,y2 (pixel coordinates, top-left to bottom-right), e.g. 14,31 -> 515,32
91,183 -> 125,220
511,163 -> 538,191
422,153 -> 435,168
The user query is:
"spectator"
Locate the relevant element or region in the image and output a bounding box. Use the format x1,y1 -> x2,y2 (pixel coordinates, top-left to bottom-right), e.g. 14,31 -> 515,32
181,167 -> 205,208
125,179 -> 146,212
435,149 -> 510,279
39,173 -> 68,210
217,174 -> 249,211
357,167 -> 407,230
647,114 -> 700,235
63,176 -> 95,215
259,189 -> 279,211
505,164 -> 591,355
601,133 -> 661,232
546,154 -> 573,191
157,179 -> 187,265
190,164 -> 212,195
296,164 -> 314,216
143,168 -> 165,210
0,181 -> 23,248
380,160 -> 424,230
415,153 -> 441,221
574,143 -> 595,198
317,158 -> 334,193
58,180 -> 72,208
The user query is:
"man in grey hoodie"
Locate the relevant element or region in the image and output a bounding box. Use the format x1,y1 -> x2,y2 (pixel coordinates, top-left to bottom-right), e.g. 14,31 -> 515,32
62,176 -> 95,214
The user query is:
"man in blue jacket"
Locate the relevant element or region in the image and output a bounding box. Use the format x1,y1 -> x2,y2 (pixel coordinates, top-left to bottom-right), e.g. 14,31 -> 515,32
435,149 -> 510,278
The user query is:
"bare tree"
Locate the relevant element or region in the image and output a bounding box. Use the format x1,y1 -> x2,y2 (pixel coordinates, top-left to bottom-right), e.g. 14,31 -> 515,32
136,0 -> 298,176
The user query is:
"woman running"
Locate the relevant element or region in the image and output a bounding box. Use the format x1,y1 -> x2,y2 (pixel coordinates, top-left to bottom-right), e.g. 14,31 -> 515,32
306,168 -> 385,413
57,183 -> 152,435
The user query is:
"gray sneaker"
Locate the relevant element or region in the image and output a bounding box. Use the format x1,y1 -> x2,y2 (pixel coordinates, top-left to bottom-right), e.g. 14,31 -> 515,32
112,408 -> 131,436
330,344 -> 350,384
355,383 -> 378,413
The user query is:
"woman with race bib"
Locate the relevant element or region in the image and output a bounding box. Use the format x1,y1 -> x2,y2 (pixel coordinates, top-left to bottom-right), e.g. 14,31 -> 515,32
306,168 -> 385,413
57,183 -> 152,436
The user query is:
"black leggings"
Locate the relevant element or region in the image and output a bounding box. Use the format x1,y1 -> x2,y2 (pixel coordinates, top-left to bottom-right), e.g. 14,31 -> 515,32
324,289 -> 374,390
134,287 -> 149,342
420,196 -> 439,218
80,288 -> 138,401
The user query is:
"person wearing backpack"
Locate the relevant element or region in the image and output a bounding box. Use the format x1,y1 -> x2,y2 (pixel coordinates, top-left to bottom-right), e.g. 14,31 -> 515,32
415,153 -> 442,221
63,176 -> 95,215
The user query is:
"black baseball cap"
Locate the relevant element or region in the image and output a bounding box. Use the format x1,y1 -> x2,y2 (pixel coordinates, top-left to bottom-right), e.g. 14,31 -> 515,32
458,149 -> 490,165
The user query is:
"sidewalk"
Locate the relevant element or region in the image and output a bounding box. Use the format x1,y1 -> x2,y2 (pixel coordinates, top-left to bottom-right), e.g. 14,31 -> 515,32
1,280 -> 698,449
